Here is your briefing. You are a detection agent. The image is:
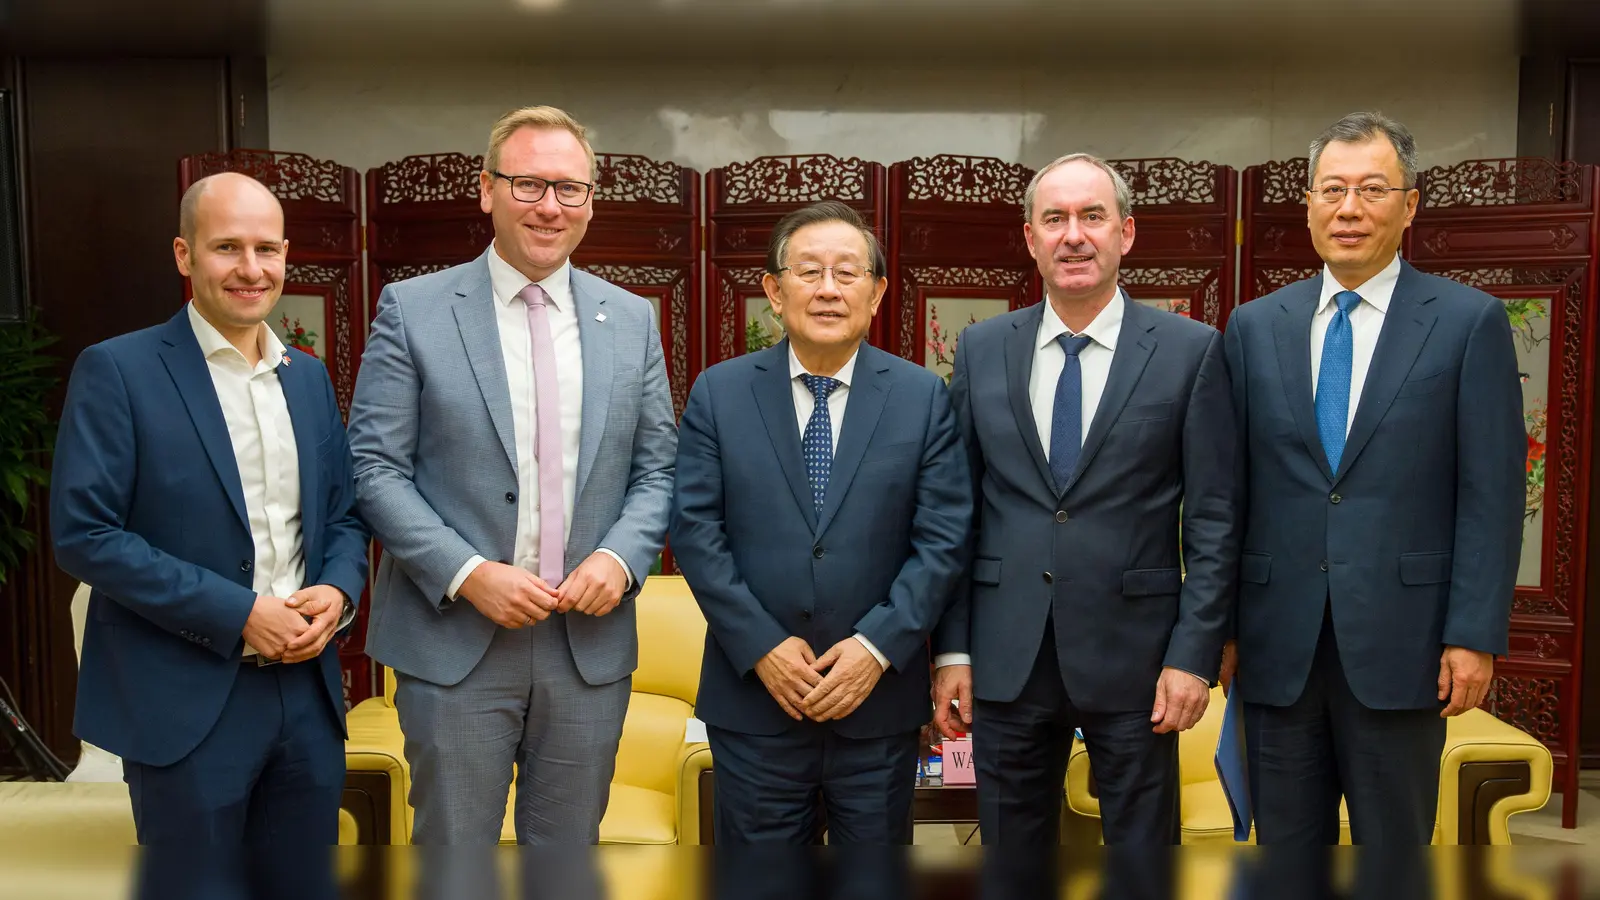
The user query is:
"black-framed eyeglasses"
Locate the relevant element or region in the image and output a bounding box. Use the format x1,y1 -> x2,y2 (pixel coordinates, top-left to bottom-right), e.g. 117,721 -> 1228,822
776,263 -> 873,285
1308,184 -> 1412,204
491,171 -> 595,207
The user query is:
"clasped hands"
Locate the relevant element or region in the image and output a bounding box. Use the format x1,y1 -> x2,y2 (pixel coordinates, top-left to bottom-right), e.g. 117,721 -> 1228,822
459,552 -> 627,629
755,636 -> 885,722
241,584 -> 345,664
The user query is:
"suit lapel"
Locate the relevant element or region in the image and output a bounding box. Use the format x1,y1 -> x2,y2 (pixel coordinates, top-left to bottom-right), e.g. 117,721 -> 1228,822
277,353 -> 322,547
1063,293 -> 1154,496
816,347 -> 890,538
1335,262 -> 1437,484
1003,303 -> 1056,495
572,270 -> 614,505
452,253 -> 519,475
157,313 -> 249,532
1272,276 -> 1330,479
750,342 -> 818,532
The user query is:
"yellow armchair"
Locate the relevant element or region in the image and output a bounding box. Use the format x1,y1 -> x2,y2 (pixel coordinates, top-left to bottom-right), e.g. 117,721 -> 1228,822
1064,686 -> 1551,844
340,575 -> 714,844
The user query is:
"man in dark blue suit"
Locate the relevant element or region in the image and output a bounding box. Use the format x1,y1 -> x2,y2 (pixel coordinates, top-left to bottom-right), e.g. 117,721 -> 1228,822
932,153 -> 1239,846
50,172 -> 369,844
671,201 -> 972,844
1223,112 -> 1525,843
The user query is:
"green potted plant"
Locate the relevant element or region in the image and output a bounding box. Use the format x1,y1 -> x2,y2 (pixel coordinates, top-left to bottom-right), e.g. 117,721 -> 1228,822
0,315 -> 58,585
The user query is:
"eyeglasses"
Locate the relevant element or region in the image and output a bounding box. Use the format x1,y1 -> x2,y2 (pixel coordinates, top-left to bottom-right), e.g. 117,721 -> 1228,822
1308,184 -> 1412,204
777,263 -> 873,285
491,171 -> 595,207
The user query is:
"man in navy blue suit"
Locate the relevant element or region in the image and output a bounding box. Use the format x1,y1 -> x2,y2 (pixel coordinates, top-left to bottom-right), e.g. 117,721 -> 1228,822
51,172 -> 369,844
670,201 -> 972,844
931,154 -> 1239,847
1223,112 -> 1525,843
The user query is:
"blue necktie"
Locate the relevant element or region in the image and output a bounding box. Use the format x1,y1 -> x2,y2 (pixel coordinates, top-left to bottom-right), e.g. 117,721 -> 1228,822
1049,333 -> 1095,492
800,374 -> 841,514
1314,290 -> 1363,473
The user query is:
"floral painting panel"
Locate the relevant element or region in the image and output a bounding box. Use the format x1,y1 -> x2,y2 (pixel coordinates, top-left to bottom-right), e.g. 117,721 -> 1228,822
271,293 -> 326,359
1502,295 -> 1552,588
1135,297 -> 1193,318
925,298 -> 1009,382
744,294 -> 784,354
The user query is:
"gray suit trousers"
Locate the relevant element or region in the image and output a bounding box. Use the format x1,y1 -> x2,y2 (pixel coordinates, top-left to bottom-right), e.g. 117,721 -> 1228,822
394,614 -> 631,844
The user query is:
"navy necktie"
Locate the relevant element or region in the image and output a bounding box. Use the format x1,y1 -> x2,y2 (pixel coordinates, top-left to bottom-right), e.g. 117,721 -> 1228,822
1314,290 -> 1363,473
1049,333 -> 1095,492
800,374 -> 842,514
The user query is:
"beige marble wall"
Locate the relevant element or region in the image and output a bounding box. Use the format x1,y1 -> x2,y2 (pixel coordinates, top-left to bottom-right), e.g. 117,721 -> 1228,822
267,57 -> 1519,174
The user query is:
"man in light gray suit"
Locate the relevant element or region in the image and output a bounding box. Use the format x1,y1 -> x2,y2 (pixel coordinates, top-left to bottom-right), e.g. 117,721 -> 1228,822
347,105 -> 677,844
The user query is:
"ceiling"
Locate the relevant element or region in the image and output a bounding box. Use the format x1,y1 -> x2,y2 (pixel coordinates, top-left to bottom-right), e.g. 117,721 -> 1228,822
3,0 -> 1549,63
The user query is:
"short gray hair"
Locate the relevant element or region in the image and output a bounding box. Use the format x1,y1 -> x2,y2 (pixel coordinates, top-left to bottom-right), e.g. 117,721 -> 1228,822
1308,112 -> 1418,189
1023,153 -> 1133,222
765,200 -> 886,277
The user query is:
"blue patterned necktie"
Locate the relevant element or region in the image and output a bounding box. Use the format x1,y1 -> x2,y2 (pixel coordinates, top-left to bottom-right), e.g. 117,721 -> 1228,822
800,374 -> 842,514
1314,290 -> 1363,473
1049,333 -> 1096,492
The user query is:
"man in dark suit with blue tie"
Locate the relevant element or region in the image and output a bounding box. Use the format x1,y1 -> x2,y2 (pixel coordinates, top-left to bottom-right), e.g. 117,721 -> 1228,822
1222,112 -> 1525,843
931,153 -> 1240,845
50,172 -> 369,844
671,201 -> 972,844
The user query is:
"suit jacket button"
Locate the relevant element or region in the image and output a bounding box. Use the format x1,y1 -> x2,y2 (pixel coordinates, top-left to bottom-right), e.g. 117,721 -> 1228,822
800,610 -> 812,621
506,492 -> 516,504
1330,493 -> 1342,504
240,560 -> 252,573
1320,560 -> 1330,572
1043,571 -> 1054,584
1055,510 -> 1069,523
813,546 -> 824,559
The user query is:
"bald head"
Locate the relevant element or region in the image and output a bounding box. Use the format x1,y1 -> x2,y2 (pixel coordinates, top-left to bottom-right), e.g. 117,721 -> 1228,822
179,172 -> 282,245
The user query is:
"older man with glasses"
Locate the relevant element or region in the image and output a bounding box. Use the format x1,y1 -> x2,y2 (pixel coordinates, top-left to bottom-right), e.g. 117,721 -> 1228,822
1222,111 -> 1525,844
670,201 -> 972,845
347,105 -> 677,844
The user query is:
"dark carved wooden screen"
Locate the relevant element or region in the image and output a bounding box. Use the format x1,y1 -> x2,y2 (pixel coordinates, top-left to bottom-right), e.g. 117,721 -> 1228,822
885,155 -> 1040,375
1410,158 -> 1596,828
365,152 -> 488,308
574,154 -> 702,422
178,150 -> 373,707
706,155 -> 888,364
365,152 -> 701,420
1240,158 -> 1322,303
1111,159 -> 1239,329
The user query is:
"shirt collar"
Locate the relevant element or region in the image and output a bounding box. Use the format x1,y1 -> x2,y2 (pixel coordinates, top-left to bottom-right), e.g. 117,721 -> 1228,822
1318,253 -> 1400,315
788,342 -> 859,389
1038,287 -> 1125,352
187,301 -> 284,369
487,242 -> 572,312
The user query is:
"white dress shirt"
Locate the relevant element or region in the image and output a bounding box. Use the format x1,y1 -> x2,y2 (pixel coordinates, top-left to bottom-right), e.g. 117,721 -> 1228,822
190,303 -> 346,658
787,344 -> 888,671
448,246 -> 632,600
934,292 -> 1124,671
1311,253 -> 1399,435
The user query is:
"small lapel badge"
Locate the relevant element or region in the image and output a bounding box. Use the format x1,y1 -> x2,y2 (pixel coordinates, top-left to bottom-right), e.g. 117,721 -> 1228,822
281,354 -> 290,367
595,312 -> 607,323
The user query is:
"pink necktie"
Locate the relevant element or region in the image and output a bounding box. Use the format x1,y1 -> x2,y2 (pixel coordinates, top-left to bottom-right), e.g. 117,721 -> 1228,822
519,283 -> 567,588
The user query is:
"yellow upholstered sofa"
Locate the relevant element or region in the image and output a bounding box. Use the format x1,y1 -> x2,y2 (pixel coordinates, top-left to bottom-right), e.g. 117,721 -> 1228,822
341,575 -> 715,844
1064,685 -> 1552,844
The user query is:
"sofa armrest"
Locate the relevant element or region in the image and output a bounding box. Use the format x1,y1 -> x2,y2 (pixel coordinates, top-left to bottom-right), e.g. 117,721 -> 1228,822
344,699 -> 410,845
676,742 -> 714,846
1066,738 -> 1097,818
1438,708 -> 1552,845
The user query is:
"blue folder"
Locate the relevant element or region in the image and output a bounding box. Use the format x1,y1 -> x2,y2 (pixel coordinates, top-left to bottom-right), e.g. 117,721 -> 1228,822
1213,686 -> 1252,842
